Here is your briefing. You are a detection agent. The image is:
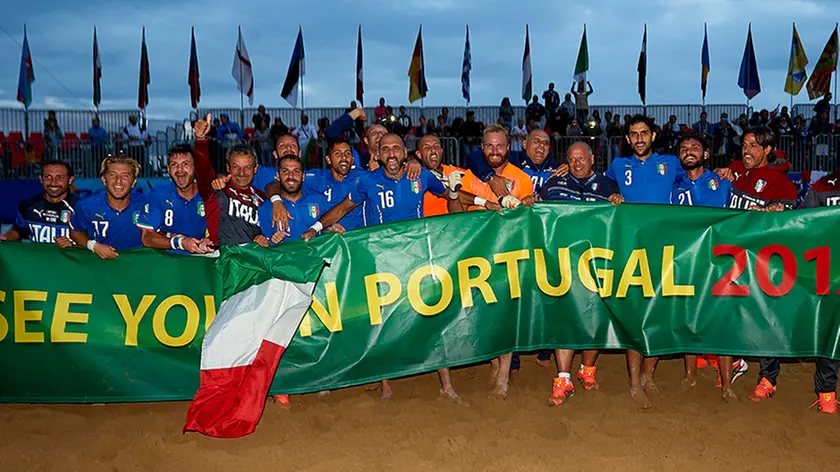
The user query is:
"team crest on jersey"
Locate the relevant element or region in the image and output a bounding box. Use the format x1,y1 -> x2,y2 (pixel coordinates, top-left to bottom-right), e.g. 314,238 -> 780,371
411,181 -> 421,194
591,183 -> 599,191
251,195 -> 260,206
708,179 -> 719,191
131,211 -> 141,224
308,204 -> 320,218
755,179 -> 767,193
59,210 -> 72,223
657,163 -> 667,175
505,180 -> 514,191
197,202 -> 205,217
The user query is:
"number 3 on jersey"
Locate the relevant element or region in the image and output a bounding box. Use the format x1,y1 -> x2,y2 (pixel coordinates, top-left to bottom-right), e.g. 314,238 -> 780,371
624,170 -> 633,186
164,209 -> 174,227
378,190 -> 395,208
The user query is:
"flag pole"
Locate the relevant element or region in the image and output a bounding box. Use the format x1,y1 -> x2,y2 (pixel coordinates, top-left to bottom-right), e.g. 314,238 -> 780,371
238,26 -> 245,127
835,23 -> 839,121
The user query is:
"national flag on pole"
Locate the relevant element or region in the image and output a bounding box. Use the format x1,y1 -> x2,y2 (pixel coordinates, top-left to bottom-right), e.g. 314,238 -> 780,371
737,24 -> 761,100
356,25 -> 364,106
17,25 -> 35,108
701,24 -> 710,100
408,26 -> 428,103
93,27 -> 102,108
462,25 -> 471,103
188,27 -> 201,109
138,27 -> 150,110
806,26 -> 838,100
638,25 -> 647,105
521,25 -> 532,102
574,25 -> 589,83
784,24 -> 809,96
232,27 -> 254,106
281,27 -> 305,108
184,246 -> 325,438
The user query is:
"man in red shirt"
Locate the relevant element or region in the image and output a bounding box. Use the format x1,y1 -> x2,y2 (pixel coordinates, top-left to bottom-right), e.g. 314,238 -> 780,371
716,126 -> 798,403
719,126 -> 798,210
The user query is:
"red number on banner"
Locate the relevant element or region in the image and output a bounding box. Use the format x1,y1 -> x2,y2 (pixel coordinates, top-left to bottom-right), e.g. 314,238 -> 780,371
712,244 -> 750,296
804,246 -> 831,295
755,245 -> 797,297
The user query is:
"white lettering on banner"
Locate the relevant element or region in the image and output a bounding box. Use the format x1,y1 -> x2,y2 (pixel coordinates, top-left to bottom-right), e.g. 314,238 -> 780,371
228,199 -> 260,225
826,196 -> 840,206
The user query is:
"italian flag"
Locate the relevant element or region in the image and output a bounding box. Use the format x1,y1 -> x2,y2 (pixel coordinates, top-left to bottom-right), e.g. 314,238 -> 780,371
183,245 -> 325,438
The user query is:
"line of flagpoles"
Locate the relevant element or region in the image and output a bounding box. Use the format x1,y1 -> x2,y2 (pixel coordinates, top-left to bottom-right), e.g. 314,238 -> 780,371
13,23 -> 840,136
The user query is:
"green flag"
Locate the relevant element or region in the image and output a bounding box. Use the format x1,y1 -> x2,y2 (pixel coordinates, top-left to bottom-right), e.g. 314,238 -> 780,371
574,25 -> 589,82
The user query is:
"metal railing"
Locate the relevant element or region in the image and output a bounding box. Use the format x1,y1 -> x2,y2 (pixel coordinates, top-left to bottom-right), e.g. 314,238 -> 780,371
1,134 -> 837,180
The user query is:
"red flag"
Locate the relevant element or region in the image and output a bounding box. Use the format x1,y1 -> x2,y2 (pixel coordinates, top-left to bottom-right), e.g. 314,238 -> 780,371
138,27 -> 150,109
806,26 -> 838,100
188,27 -> 200,109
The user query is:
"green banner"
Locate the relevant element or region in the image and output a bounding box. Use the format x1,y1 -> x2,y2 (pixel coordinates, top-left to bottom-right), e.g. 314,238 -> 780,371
2,202 -> 840,403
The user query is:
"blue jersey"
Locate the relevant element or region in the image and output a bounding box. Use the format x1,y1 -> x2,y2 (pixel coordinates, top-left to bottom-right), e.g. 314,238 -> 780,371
349,168 -> 446,225
258,190 -> 328,243
13,193 -> 78,243
517,153 -> 559,195
136,182 -> 207,239
540,173 -> 618,202
304,168 -> 366,230
672,169 -> 732,208
70,191 -> 147,250
605,153 -> 685,204
253,167 -> 277,193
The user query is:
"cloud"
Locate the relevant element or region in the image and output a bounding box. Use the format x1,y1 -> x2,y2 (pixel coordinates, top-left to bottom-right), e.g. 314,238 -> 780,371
0,0 -> 836,128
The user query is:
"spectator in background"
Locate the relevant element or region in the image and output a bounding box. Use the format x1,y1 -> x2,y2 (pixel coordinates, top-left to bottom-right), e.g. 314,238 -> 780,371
122,115 -> 150,168
43,110 -> 58,131
661,115 -> 680,154
511,117 -> 527,152
437,115 -> 449,137
416,116 -> 429,138
734,114 -> 749,137
293,114 -> 318,152
374,97 -> 386,122
542,83 -> 561,120
397,106 -> 412,137
607,113 -> 623,158
216,113 -> 244,143
440,107 -> 450,125
603,111 -> 613,136
269,117 -> 289,145
317,117 -> 330,139
526,95 -> 546,124
252,105 -> 270,129
814,92 -> 832,117
44,116 -> 63,161
776,115 -> 793,161
692,111 -> 713,137
713,115 -> 738,166
566,119 -> 583,137
525,117 -> 538,133
499,97 -> 514,129
88,117 -> 108,161
210,118 -> 220,138
560,93 -> 576,120
461,111 -> 483,154
810,111 -> 833,136
759,108 -> 771,126
254,120 -> 273,166
426,115 -> 439,136
572,81 -> 594,124
776,115 -> 793,136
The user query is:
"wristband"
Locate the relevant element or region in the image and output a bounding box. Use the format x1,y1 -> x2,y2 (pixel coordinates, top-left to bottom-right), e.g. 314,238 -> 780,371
270,195 -> 282,203
86,240 -> 97,252
310,221 -> 324,232
448,191 -> 459,200
474,196 -> 488,207
171,237 -> 184,251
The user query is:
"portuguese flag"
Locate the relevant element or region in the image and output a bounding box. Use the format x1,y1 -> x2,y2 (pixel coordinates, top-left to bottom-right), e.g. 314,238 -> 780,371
183,245 -> 325,438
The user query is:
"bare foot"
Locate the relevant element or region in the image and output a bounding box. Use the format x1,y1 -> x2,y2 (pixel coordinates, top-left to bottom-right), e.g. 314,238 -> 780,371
722,389 -> 738,403
489,360 -> 500,384
380,381 -> 393,403
490,382 -> 508,400
680,376 -> 697,392
535,359 -> 552,369
630,386 -> 653,409
317,390 -> 330,398
440,388 -> 470,407
642,379 -> 662,397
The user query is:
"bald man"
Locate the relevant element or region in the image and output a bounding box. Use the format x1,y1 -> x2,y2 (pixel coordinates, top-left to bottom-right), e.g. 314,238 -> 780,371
539,141 -> 619,406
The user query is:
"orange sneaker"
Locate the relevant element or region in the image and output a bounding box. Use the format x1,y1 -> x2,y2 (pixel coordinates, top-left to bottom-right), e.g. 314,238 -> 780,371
576,365 -> 599,390
749,378 -> 776,402
696,356 -> 710,368
272,394 -> 291,410
810,392 -> 839,414
548,376 -> 575,406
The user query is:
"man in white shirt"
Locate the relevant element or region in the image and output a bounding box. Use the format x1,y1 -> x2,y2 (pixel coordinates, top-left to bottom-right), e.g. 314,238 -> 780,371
510,118 -> 527,152
122,115 -> 150,170
293,114 -> 318,152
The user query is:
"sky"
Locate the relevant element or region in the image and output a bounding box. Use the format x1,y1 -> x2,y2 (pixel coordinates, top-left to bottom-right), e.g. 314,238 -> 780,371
0,0 -> 838,121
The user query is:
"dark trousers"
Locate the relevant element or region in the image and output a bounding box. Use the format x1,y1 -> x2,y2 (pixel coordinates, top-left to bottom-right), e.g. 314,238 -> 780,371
760,357 -> 840,394
510,350 -> 553,371
815,358 -> 840,394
